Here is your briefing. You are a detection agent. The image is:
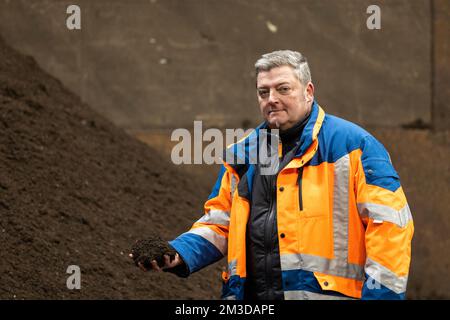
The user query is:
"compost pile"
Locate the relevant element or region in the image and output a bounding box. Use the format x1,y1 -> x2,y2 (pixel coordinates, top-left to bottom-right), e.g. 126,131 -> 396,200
0,36 -> 222,299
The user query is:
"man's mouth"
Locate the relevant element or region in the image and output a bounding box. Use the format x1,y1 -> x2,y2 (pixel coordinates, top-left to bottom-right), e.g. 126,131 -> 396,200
268,110 -> 282,115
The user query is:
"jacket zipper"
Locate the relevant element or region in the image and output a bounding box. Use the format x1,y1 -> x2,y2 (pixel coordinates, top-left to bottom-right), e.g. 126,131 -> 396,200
264,136 -> 281,299
263,173 -> 277,300
297,167 -> 303,211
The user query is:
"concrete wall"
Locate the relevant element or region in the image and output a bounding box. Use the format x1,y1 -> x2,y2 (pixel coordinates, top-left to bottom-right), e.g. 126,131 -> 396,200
0,0 -> 432,130
432,0 -> 450,131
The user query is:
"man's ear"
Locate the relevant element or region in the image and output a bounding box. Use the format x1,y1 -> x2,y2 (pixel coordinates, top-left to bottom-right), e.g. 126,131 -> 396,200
304,82 -> 314,103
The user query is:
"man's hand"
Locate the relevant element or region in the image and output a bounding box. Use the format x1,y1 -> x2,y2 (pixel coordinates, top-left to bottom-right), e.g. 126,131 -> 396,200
128,253 -> 183,271
128,237 -> 182,272
153,253 -> 182,272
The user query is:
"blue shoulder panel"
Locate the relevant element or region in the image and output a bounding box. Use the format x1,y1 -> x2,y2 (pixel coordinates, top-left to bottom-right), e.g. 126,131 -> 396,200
360,135 -> 400,192
310,114 -> 368,165
308,114 -> 401,192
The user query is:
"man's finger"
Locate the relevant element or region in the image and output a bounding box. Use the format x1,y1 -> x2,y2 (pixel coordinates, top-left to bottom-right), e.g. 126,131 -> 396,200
172,253 -> 181,265
138,262 -> 147,272
163,253 -> 182,269
161,255 -> 171,270
151,260 -> 161,272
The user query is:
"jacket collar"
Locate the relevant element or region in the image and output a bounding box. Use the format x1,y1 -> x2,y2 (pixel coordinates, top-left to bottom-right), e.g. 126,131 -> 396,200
295,100 -> 325,157
223,100 -> 325,175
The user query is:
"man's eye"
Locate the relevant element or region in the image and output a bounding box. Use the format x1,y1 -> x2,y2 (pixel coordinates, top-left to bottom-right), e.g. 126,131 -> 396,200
258,90 -> 269,97
278,87 -> 290,93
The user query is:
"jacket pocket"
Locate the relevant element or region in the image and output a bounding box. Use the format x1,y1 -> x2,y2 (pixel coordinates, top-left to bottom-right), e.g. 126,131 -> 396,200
297,167 -> 303,211
297,164 -> 331,219
313,272 -> 363,299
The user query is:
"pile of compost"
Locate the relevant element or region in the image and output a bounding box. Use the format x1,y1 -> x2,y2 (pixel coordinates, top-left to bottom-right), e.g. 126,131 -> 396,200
0,36 -> 222,299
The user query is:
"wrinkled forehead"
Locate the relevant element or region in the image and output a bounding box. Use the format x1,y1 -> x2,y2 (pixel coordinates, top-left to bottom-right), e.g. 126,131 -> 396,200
256,65 -> 300,88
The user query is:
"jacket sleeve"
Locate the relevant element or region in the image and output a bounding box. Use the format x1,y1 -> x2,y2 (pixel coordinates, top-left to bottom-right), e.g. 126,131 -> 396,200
169,165 -> 232,276
355,135 -> 414,300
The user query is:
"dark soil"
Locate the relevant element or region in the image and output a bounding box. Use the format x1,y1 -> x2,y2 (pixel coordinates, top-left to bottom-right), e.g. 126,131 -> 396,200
0,36 -> 224,299
131,237 -> 177,269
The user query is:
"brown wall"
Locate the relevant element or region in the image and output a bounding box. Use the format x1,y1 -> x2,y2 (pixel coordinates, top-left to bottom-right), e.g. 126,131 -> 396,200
0,0 -> 433,130
432,0 -> 450,131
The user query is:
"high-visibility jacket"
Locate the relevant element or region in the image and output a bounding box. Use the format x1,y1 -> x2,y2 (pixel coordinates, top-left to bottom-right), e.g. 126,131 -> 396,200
170,101 -> 414,300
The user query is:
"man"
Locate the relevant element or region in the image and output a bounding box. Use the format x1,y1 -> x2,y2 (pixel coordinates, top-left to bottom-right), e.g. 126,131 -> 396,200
130,50 -> 414,300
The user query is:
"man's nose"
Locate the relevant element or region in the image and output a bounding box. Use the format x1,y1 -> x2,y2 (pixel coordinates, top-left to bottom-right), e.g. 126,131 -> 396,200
268,89 -> 280,104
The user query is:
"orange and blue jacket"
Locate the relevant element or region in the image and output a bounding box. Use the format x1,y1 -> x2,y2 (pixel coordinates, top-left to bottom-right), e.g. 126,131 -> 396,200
170,101 -> 414,300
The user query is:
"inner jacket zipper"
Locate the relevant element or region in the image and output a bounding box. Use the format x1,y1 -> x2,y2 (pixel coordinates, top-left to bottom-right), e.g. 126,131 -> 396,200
263,173 -> 277,300
263,135 -> 280,300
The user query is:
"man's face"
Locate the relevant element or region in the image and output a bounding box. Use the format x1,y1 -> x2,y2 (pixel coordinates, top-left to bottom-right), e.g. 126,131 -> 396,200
256,65 -> 314,130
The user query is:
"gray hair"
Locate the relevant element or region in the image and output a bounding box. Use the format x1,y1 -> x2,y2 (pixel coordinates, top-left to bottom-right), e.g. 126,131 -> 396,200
255,50 -> 312,85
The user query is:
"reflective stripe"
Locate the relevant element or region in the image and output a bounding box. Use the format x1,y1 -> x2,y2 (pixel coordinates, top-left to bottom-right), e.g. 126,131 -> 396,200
228,259 -> 238,276
357,202 -> 412,228
230,174 -> 237,199
197,209 -> 230,226
333,154 -> 350,270
188,227 -> 227,255
365,258 -> 408,294
280,253 -> 365,280
284,290 -> 356,300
